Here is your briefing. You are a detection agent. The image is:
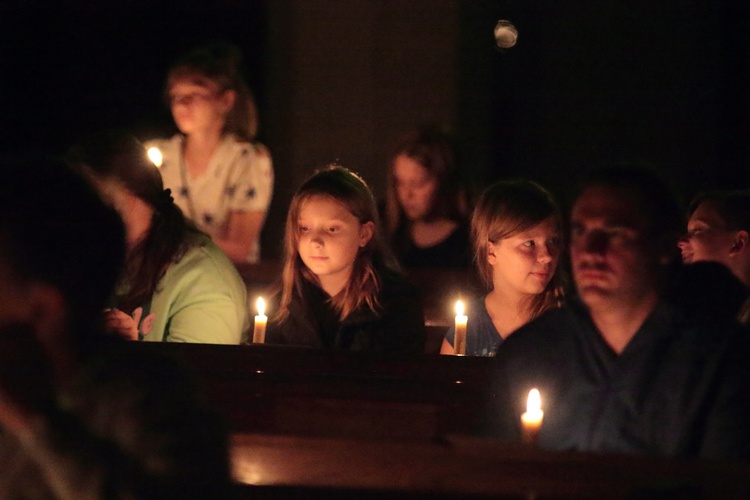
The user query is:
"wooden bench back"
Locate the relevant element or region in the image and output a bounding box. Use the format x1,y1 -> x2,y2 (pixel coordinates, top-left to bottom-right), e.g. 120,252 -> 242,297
128,342 -> 495,440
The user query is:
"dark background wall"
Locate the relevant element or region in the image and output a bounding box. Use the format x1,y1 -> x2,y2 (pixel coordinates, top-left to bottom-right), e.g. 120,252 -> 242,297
461,0 -> 749,208
1,0 -> 747,258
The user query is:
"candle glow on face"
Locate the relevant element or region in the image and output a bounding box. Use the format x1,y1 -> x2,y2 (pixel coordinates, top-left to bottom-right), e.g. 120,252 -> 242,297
147,147 -> 163,168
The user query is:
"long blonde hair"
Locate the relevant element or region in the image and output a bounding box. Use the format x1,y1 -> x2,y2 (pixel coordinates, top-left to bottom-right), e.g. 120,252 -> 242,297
471,179 -> 565,319
275,165 -> 400,323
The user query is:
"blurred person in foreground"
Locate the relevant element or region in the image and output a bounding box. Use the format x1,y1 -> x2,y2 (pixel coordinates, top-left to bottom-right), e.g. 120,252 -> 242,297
480,166 -> 750,459
0,158 -> 231,499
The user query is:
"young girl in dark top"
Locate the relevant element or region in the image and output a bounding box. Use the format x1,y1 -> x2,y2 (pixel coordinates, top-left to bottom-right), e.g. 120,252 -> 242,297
384,126 -> 471,269
267,165 -> 425,353
441,180 -> 565,356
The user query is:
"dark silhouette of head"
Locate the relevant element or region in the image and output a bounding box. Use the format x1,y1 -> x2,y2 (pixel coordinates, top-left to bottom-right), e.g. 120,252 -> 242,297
0,157 -> 125,338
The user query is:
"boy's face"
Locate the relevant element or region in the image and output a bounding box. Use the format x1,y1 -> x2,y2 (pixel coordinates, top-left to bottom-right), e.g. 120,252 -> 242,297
678,200 -> 735,266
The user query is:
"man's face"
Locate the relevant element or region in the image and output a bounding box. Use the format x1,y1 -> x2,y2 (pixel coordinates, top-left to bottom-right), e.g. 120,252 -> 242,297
570,186 -> 659,311
678,200 -> 734,266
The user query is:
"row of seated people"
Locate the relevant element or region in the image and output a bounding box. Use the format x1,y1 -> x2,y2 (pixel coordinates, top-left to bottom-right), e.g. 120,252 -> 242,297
125,41 -> 750,354
3,149 -> 750,498
64,134 -> 750,461
70,132 -> 750,354
148,42 -> 471,271
68,131 -> 477,350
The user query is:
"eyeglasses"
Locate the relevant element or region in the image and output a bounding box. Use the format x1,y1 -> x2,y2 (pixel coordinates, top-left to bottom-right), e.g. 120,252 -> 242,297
169,92 -> 217,106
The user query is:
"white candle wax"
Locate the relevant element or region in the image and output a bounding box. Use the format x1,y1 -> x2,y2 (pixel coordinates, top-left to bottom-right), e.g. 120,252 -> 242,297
521,388 -> 544,444
252,297 -> 267,344
454,300 -> 468,355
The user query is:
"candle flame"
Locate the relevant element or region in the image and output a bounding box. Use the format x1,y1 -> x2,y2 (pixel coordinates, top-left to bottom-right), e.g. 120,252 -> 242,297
527,388 -> 541,413
147,147 -> 163,168
256,297 -> 265,316
455,300 -> 465,316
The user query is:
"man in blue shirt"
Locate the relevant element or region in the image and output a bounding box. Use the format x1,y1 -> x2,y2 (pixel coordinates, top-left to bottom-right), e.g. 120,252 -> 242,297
482,167 -> 750,459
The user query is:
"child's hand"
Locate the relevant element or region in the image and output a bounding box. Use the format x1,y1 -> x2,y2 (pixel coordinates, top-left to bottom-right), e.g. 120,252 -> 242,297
103,308 -> 142,341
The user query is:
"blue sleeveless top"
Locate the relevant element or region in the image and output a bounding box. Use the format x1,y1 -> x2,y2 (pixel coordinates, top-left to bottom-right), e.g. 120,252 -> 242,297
444,296 -> 503,356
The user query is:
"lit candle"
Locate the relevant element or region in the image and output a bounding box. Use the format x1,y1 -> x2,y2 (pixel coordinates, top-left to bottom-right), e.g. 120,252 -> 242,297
454,300 -> 468,355
521,388 -> 544,444
147,147 -> 163,168
252,297 -> 267,344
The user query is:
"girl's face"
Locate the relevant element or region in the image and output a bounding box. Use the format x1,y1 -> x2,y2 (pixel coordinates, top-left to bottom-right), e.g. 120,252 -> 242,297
297,195 -> 374,296
168,79 -> 234,136
487,217 -> 561,298
393,154 -> 439,221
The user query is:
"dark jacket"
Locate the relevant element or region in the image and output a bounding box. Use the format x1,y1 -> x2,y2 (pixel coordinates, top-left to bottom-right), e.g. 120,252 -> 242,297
267,272 -> 425,354
391,221 -> 471,269
479,298 -> 750,460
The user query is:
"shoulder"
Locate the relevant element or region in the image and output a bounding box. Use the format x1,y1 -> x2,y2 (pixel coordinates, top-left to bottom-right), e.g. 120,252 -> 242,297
225,137 -> 272,164
221,138 -> 274,187
164,234 -> 245,292
500,304 -> 584,355
467,296 -> 496,333
469,296 -> 488,315
657,302 -> 750,356
145,134 -> 182,154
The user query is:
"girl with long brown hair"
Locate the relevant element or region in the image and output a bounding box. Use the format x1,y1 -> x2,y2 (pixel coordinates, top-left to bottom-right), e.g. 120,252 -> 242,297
267,165 -> 425,353
384,125 -> 471,269
69,131 -> 249,344
441,180 -> 565,356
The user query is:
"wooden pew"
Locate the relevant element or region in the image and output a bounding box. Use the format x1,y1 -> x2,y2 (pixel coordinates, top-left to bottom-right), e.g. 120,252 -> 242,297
125,343 -> 750,498
131,342 -> 494,440
230,433 -> 750,498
